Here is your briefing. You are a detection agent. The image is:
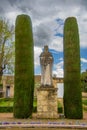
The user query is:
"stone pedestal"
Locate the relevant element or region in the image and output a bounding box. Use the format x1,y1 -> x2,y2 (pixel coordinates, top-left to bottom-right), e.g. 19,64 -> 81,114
37,87 -> 58,118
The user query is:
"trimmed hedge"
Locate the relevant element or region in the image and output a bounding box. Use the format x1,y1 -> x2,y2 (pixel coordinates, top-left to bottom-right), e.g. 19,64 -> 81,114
0,106 -> 63,113
0,106 -> 37,113
0,84 -> 3,89
63,17 -> 83,119
0,107 -> 13,113
58,107 -> 63,113
33,106 -> 37,113
0,84 -> 3,98
14,14 -> 34,118
0,98 -> 13,102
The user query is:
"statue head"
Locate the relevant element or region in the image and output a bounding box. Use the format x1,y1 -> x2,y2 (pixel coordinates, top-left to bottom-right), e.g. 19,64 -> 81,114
44,45 -> 48,53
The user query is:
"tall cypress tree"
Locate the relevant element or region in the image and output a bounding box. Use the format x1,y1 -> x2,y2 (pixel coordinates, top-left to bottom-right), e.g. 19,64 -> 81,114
63,17 -> 83,119
14,14 -> 34,118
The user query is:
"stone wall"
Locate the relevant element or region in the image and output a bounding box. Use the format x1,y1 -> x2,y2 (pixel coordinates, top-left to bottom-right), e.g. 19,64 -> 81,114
2,76 -> 14,98
2,75 -> 63,98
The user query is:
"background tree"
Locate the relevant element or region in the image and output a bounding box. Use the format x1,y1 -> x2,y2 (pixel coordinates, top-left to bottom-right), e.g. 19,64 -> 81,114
0,18 -> 14,83
81,70 -> 87,92
63,17 -> 83,119
14,14 -> 34,118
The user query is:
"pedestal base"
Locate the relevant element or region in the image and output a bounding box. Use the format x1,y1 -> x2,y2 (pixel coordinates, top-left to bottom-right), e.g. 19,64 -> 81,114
37,87 -> 58,118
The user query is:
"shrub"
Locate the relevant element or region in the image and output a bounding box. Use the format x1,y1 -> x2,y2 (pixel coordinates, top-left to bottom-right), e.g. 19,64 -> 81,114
0,107 -> 13,113
0,84 -> 3,98
33,106 -> 37,113
0,106 -> 37,113
58,107 -> 63,113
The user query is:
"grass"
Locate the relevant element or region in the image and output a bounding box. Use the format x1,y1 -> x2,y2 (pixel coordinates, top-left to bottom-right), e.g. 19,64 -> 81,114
58,100 -> 62,108
0,98 -> 13,107
82,99 -> 87,112
0,98 -> 37,107
33,98 -> 37,107
0,98 -> 63,107
82,99 -> 87,105
0,98 -> 63,113
0,98 -> 87,112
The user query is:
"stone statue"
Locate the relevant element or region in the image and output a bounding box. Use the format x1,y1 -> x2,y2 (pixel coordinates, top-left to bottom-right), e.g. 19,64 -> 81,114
40,45 -> 53,87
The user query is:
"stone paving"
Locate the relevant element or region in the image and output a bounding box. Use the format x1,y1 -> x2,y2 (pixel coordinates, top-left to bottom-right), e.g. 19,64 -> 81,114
0,121 -> 87,129
0,113 -> 87,129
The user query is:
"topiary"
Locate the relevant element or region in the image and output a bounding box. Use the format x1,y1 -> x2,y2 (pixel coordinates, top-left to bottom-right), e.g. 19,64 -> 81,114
14,14 -> 34,118
63,17 -> 83,119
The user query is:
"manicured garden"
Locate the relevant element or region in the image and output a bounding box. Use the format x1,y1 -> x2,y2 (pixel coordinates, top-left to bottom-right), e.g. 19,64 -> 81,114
0,97 -> 87,113
0,98 -> 63,113
0,98 -> 87,130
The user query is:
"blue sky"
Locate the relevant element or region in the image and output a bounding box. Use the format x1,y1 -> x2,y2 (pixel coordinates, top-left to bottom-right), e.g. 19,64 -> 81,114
0,0 -> 87,77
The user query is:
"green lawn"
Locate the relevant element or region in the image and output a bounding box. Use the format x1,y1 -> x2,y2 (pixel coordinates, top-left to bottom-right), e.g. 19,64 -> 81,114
0,98 -> 63,107
82,99 -> 87,105
0,98 -> 37,107
0,98 -> 87,112
0,98 -> 13,107
0,98 -> 63,113
82,99 -> 87,111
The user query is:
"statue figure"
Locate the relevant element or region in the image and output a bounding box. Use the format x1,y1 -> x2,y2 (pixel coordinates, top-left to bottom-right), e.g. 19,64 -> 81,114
40,45 -> 53,87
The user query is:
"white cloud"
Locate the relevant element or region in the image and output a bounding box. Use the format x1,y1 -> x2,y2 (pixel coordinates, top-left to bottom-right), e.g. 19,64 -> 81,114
5,11 -> 21,24
53,61 -> 64,77
53,69 -> 64,78
81,58 -> 87,63
34,46 -> 42,67
50,37 -> 63,52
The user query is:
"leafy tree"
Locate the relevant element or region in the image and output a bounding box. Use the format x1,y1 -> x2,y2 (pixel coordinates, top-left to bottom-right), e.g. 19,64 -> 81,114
63,17 -> 83,119
0,18 -> 14,83
14,14 -> 34,118
81,70 -> 87,92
